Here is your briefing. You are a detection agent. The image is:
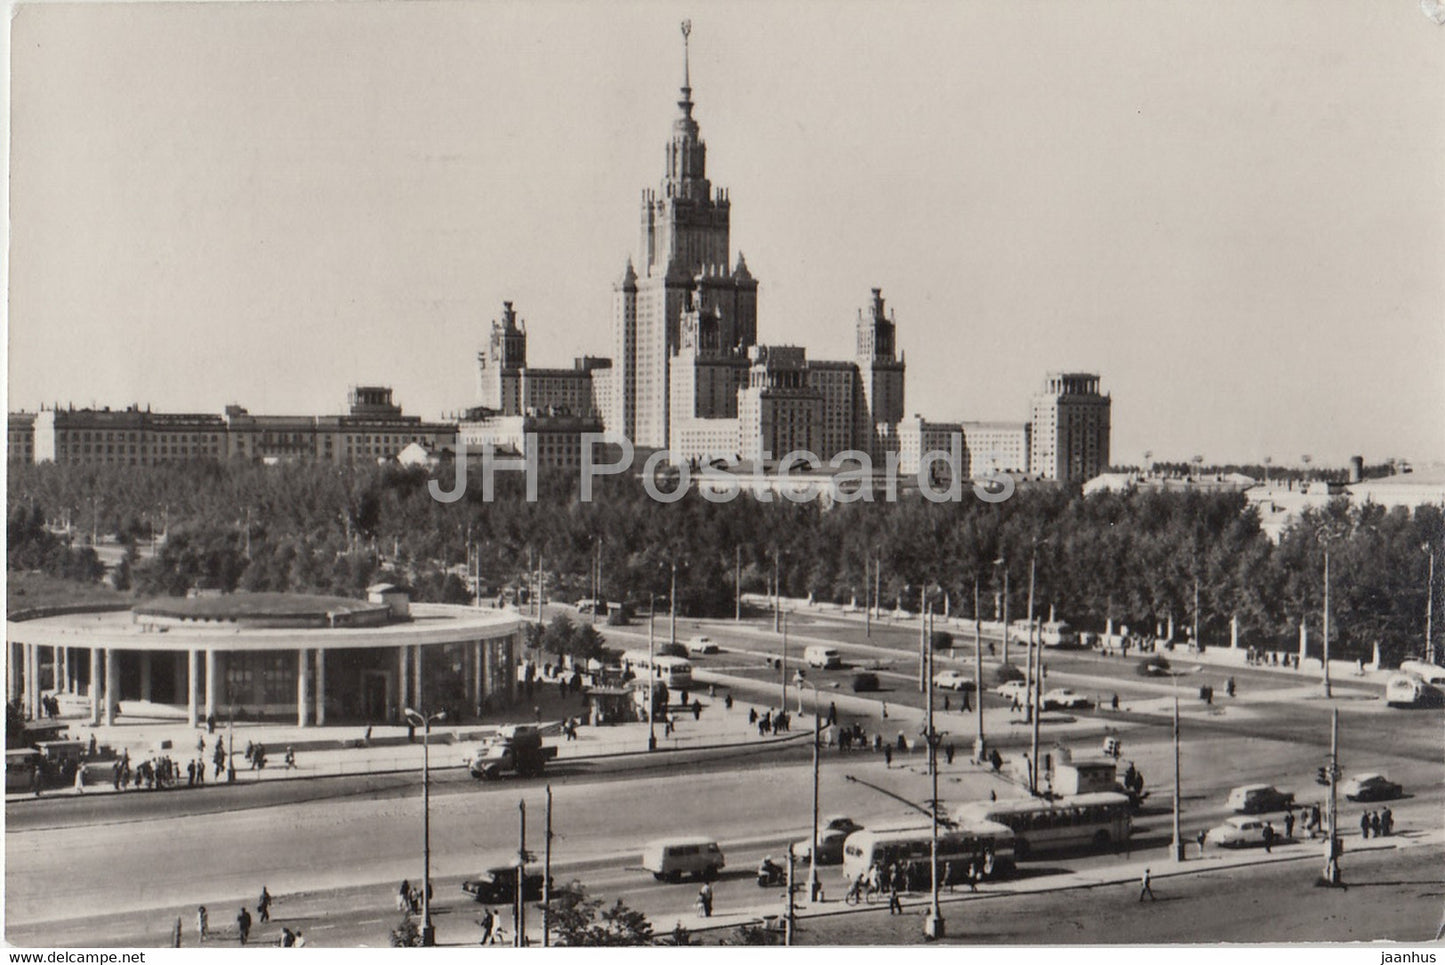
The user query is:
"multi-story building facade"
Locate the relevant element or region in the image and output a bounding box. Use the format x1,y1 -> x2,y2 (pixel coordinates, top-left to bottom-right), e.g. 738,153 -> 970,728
962,421 -> 1031,475
737,346 -> 823,465
898,415 -> 964,478
26,387 -> 454,466
9,413 -> 36,465
457,412 -> 604,472
477,301 -> 608,419
1029,372 -> 1111,483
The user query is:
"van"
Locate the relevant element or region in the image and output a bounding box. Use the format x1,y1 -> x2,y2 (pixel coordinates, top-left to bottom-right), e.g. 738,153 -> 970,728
641,836 -> 725,882
805,645 -> 841,669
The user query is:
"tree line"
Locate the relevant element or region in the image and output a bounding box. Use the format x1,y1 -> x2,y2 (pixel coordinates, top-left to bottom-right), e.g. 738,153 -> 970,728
7,460 -> 1441,665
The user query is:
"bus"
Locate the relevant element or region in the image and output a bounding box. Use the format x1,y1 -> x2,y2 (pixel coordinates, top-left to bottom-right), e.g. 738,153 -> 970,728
952,791 -> 1132,860
620,650 -> 694,690
841,820 -> 1016,886
5,749 -> 41,794
1038,621 -> 1079,648
1385,672 -> 1444,709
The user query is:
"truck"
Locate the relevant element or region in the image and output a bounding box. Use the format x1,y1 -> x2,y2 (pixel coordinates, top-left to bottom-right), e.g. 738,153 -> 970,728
468,724 -> 558,780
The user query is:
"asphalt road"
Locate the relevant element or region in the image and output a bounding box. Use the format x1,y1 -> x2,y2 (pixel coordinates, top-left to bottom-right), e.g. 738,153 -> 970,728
6,609 -> 1441,947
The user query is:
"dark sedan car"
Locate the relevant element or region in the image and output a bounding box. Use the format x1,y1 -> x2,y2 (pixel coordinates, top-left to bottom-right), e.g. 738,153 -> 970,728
851,672 -> 880,693
462,865 -> 549,903
1342,774 -> 1403,802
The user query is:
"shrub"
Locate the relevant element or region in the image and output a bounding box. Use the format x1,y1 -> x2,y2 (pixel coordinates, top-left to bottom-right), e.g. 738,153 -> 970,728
990,662 -> 1025,685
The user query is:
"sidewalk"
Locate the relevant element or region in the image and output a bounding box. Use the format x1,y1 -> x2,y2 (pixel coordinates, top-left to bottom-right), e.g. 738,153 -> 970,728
6,687 -> 808,803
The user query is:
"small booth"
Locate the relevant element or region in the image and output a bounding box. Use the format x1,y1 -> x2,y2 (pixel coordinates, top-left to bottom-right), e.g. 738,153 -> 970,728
585,687 -> 637,726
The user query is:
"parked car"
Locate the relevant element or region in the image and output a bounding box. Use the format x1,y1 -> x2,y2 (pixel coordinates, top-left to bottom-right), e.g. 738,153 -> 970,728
687,635 -> 719,655
462,864 -> 548,903
1342,773 -> 1402,802
1226,784 -> 1295,814
995,680 -> 1029,702
1204,816 -> 1275,849
1041,688 -> 1093,711
851,672 -> 880,693
932,670 -> 975,692
793,828 -> 851,865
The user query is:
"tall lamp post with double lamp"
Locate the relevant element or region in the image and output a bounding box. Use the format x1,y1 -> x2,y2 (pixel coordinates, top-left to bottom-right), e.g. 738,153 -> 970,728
404,707 -> 446,946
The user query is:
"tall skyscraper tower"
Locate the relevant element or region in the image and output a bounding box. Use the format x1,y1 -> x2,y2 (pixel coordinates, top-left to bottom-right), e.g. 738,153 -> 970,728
477,300 -> 527,414
1030,372 -> 1111,483
857,288 -> 905,462
612,22 -> 757,449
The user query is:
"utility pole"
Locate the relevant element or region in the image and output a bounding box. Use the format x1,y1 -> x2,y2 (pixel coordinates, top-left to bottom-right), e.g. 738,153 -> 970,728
1172,697 -> 1184,862
919,586 -> 928,693
808,707 -> 821,902
647,594 -> 657,751
735,545 -> 742,623
669,560 -> 678,648
973,576 -> 985,761
865,555 -> 872,638
1026,549 -> 1039,723
773,550 -> 781,633
1426,543 -> 1437,665
784,845 -> 796,946
1001,568 -> 1011,665
874,554 -> 881,628
1192,576 -> 1200,651
1031,657 -> 1043,796
781,610 -> 789,711
1324,708 -> 1342,885
543,785 -> 553,947
1322,542 -> 1333,698
925,605 -> 944,939
515,799 -> 527,947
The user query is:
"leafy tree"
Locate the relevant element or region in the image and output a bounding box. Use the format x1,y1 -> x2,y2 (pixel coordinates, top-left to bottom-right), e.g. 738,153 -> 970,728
551,893 -> 653,946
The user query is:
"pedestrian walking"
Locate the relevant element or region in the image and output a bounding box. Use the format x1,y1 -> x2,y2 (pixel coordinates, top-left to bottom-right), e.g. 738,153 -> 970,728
294,930 -> 307,947
1381,806 -> 1394,836
945,742 -> 956,765
724,693 -> 734,710
281,928 -> 296,947
1195,829 -> 1207,857
883,745 -> 893,768
965,860 -> 979,892
172,917 -> 183,948
1138,867 -> 1156,902
257,886 -> 272,923
888,879 -> 903,915
1360,811 -> 1371,839
962,690 -> 972,713
698,882 -> 713,917
197,906 -> 209,942
1284,812 -> 1295,839
1262,822 -> 1275,853
1370,811 -> 1382,838
236,907 -> 252,945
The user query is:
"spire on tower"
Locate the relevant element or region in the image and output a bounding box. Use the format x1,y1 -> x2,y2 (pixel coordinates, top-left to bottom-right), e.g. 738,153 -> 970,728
678,20 -> 695,119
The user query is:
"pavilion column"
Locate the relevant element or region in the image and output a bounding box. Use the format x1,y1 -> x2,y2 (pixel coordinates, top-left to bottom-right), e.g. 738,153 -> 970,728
411,643 -> 422,711
397,647 -> 409,719
297,648 -> 312,728
89,648 -> 102,725
103,649 -> 119,726
314,649 -> 326,726
482,640 -> 493,710
186,649 -> 199,727
25,644 -> 38,719
57,646 -> 68,693
472,641 -> 483,714
6,640 -> 17,704
1298,619 -> 1308,664
140,652 -> 153,703
204,650 -> 217,720
1230,614 -> 1239,649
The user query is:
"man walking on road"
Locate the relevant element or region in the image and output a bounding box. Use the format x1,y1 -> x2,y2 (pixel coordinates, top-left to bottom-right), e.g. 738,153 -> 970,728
236,907 -> 252,945
1138,867 -> 1156,902
257,886 -> 272,923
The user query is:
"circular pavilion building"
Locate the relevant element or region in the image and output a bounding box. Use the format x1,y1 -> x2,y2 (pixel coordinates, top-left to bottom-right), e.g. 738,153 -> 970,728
7,587 -> 523,728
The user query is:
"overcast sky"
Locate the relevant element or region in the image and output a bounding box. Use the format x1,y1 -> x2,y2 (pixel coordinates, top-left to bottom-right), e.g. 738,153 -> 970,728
8,1 -> 1444,467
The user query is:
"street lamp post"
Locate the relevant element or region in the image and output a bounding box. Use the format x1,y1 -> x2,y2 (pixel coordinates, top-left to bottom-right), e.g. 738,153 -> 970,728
1320,535 -> 1333,699
794,670 -> 822,902
404,707 -> 446,946
1424,543 -> 1436,665
924,611 -> 945,940
647,594 -> 657,751
973,576 -> 985,761
993,559 -> 1010,665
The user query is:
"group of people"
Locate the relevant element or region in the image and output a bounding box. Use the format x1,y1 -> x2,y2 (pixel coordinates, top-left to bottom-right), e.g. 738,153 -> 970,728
108,751 -> 203,792
1360,807 -> 1395,838
747,707 -> 792,736
395,878 -> 434,917
222,887 -> 301,947
1245,648 -> 1299,669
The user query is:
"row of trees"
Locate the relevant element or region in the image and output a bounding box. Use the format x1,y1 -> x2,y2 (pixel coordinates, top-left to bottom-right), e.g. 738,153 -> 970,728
8,461 -> 1442,665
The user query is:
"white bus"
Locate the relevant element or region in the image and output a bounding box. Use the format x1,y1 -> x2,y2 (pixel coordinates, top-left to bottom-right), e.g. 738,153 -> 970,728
952,791 -> 1132,860
620,650 -> 694,690
1385,672 -> 1444,708
1038,621 -> 1079,648
841,821 -> 1016,886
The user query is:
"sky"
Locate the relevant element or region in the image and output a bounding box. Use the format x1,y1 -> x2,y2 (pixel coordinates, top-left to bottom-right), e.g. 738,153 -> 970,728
7,1 -> 1445,467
